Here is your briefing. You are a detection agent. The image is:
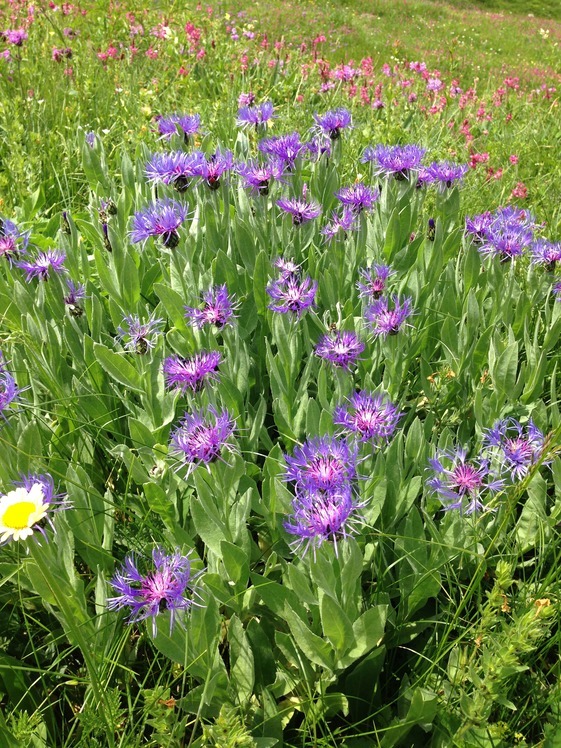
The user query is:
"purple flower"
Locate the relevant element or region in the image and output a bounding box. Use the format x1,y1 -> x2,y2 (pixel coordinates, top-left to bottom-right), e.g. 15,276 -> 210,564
17,249 -> 66,281
465,212 -> 494,244
184,285 -> 236,329
108,547 -> 200,636
276,197 -> 321,225
0,218 -> 29,265
163,351 -> 221,392
478,224 -> 533,262
426,77 -> 444,92
357,264 -> 395,299
418,161 -> 468,191
427,446 -> 504,514
334,391 -> 401,444
237,101 -> 275,128
266,275 -> 317,317
156,113 -> 201,142
284,484 -> 363,557
365,295 -> 414,337
0,473 -> 67,544
259,132 -> 304,169
238,92 -> 256,106
313,108 -> 352,140
130,199 -> 189,248
64,279 -> 86,316
530,239 -> 561,270
117,313 -> 164,354
145,151 -> 205,191
483,418 -> 547,481
0,362 -> 19,417
273,257 -> 301,280
237,158 -> 286,196
5,29 -> 28,46
315,331 -> 365,370
321,207 -> 357,242
170,407 -> 236,474
494,206 -> 540,232
554,281 -> 561,301
85,131 -> 96,147
362,144 -> 426,180
306,137 -> 332,161
195,150 -> 235,190
336,183 -> 379,213
284,436 -> 358,492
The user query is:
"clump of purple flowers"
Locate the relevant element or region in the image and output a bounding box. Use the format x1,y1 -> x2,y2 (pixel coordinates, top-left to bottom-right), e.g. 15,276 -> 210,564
237,159 -> 286,196
482,418 -> 547,482
117,313 -> 164,354
418,161 -> 468,191
145,152 -> 205,192
313,108 -> 352,140
163,351 -> 221,393
184,285 -> 236,329
259,132 -> 304,170
365,295 -> 414,338
362,144 -> 426,181
130,199 -> 189,248
336,183 -> 379,214
0,218 -> 29,265
284,436 -> 358,493
276,196 -> 321,225
17,249 -> 66,281
334,391 -> 401,444
170,407 -> 236,475
237,101 -> 275,128
466,206 -> 538,261
156,113 -> 201,143
108,547 -> 201,636
315,330 -> 365,370
357,264 -> 395,299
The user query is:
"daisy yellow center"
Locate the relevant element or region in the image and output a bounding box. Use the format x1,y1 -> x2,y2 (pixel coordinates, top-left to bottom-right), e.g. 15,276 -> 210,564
2,501 -> 36,530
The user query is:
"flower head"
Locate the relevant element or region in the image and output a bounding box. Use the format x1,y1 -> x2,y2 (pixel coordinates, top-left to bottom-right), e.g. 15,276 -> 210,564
315,330 -> 365,370
5,29 -> 28,46
365,295 -> 414,337
276,196 -> 321,225
266,274 -> 317,317
336,183 -> 379,213
0,474 -> 66,543
478,224 -> 533,262
17,249 -> 66,281
418,161 -> 468,190
483,418 -> 547,481
130,199 -> 189,248
237,158 -> 286,196
334,391 -> 401,444
0,368 -> 19,417
313,108 -> 352,140
530,239 -> 561,270
0,218 -> 29,265
362,144 -> 426,180
357,264 -> 395,299
145,151 -> 205,191
117,313 -> 164,354
259,132 -> 304,169
163,351 -> 221,393
170,407 -> 236,474
184,285 -> 236,329
195,149 -> 235,190
465,212 -> 494,244
108,547 -> 200,636
284,436 -> 358,492
63,279 -> 86,316
321,207 -> 357,242
273,257 -> 301,280
156,113 -> 201,142
237,101 -> 275,128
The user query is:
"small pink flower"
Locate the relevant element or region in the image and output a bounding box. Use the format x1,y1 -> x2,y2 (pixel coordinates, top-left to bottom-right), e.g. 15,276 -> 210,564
509,154 -> 519,164
511,182 -> 528,199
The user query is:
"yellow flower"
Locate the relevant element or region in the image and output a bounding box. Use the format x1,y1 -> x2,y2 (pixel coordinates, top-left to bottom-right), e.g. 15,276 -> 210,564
0,483 -> 49,542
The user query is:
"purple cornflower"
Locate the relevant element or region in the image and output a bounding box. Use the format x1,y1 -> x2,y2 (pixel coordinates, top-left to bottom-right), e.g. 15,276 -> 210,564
108,547 -> 200,636
494,205 -> 540,232
145,151 -> 205,191
284,436 -> 358,492
478,224 -> 533,262
276,197 -> 321,225
85,131 -> 96,147
315,331 -> 365,370
554,281 -> 561,301
483,418 -> 547,482
5,29 -> 28,46
0,363 -> 19,417
64,279 -> 86,316
321,207 -> 357,242
156,113 -> 201,143
236,101 -> 275,128
419,161 -> 469,190
184,285 -> 237,329
530,239 -> 561,270
17,249 -> 66,281
357,264 -> 395,299
117,313 -> 164,354
284,484 -> 363,557
273,257 -> 301,280
427,446 -> 505,514
335,183 -> 379,214
259,132 -> 304,169
0,218 -> 29,265
237,158 -> 286,196
130,199 -> 189,248
362,144 -> 426,181
266,275 -> 317,317
334,391 -> 401,444
238,92 -> 256,106
465,212 -> 494,244
313,108 -> 352,140
306,137 -> 332,161
0,473 -> 67,544
170,407 -> 236,474
195,150 -> 235,190
163,351 -> 221,393
365,295 -> 414,338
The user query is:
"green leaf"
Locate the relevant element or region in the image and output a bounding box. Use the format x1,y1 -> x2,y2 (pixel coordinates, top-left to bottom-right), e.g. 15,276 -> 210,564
320,594 -> 355,655
284,603 -> 334,671
221,540 -> 249,586
93,343 -> 143,392
228,615 -> 255,703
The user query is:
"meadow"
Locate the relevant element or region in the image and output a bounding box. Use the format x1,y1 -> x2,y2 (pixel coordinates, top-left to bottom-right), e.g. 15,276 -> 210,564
0,0 -> 560,746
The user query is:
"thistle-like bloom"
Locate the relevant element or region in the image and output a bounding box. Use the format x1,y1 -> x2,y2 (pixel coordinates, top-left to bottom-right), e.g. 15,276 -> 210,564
5,29 -> 28,46
195,149 -> 235,190
0,218 -> 29,265
483,418 -> 547,482
184,285 -> 236,329
0,358 -> 19,417
273,257 -> 301,280
284,484 -> 363,557
494,205 -> 540,233
313,108 -> 352,140
362,144 -> 426,180
237,158 -> 286,196
321,207 -> 357,242
554,281 -> 561,301
465,212 -> 494,244
266,275 -> 317,317
276,197 -> 321,225
478,224 -> 533,262
418,161 -> 468,190
334,391 -> 401,444
0,474 -> 66,544
108,547 -> 200,636
170,407 -> 236,474
259,132 -> 304,169
156,113 -> 201,142
530,239 -> 561,270
357,264 -> 395,299
145,151 -> 205,191
130,199 -> 189,248
163,351 -> 221,392
63,279 -> 86,316
335,183 -> 379,213
365,295 -> 414,337
117,313 -> 164,354
284,436 -> 358,492
306,137 -> 332,161
236,101 -> 275,128
427,446 -> 504,514
85,131 -> 96,147
17,249 -> 66,281
315,331 -> 365,370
